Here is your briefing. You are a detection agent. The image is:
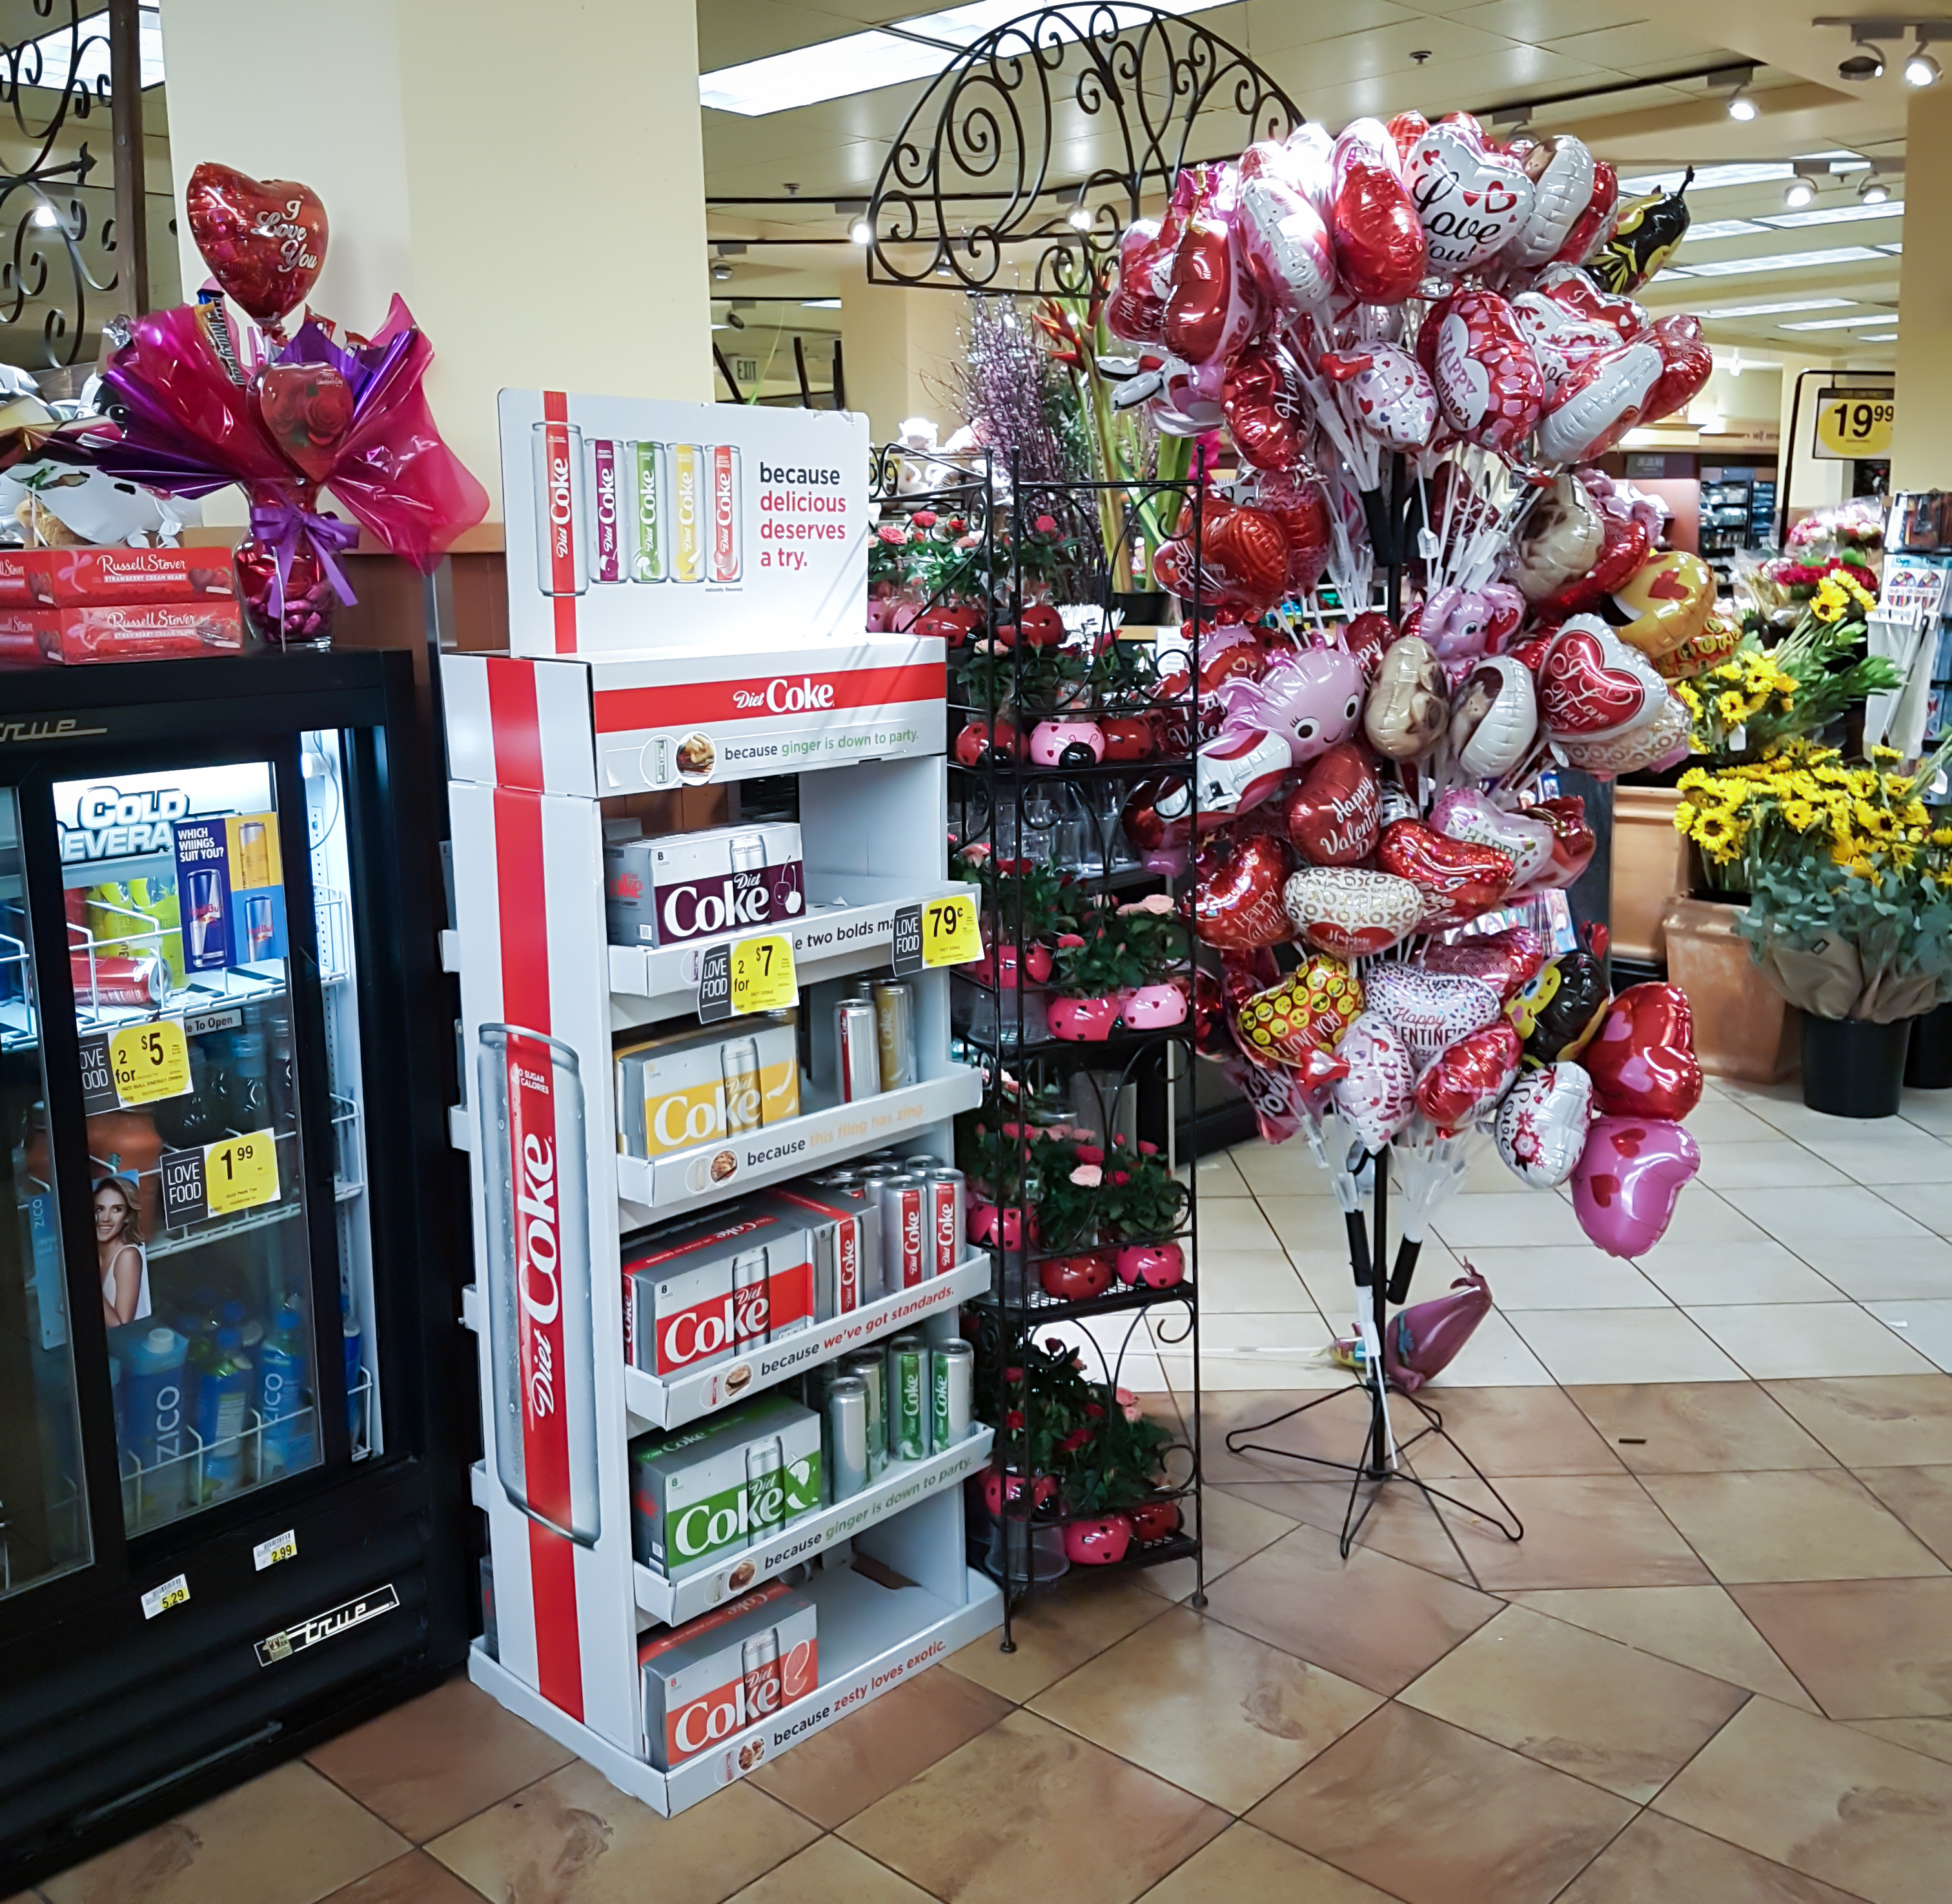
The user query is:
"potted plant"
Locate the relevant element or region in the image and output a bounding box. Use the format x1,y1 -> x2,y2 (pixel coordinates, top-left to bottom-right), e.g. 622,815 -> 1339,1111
1113,894 -> 1192,1030
955,847 -> 1077,988
1057,1380 -> 1180,1566
1089,629 -> 1167,761
867,518 -> 922,631
1047,909 -> 1144,1041
1028,1130 -> 1188,1273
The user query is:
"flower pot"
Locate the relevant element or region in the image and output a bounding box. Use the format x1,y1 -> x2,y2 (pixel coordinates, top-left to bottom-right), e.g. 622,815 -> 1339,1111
1802,1014 -> 1913,1119
1906,1001 -> 1952,1090
1061,1513 -> 1134,1566
1040,1252 -> 1115,1302
1115,1241 -> 1184,1289
1612,786 -> 1689,966
1660,898 -> 1800,1084
967,1201 -> 1038,1251
1029,718 -> 1104,768
983,941 -> 1053,988
1100,715 -> 1157,762
1128,1498 -> 1183,1543
1048,994 -> 1122,1041
1119,980 -> 1189,1030
976,1462 -> 1058,1518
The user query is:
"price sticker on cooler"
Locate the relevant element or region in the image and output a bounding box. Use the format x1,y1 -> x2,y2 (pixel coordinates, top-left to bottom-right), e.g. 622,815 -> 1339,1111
697,933 -> 796,1021
109,1020 -> 190,1105
159,1127 -> 281,1226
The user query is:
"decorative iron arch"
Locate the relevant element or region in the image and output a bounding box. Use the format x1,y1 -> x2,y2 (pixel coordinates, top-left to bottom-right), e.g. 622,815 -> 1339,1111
865,3 -> 1300,296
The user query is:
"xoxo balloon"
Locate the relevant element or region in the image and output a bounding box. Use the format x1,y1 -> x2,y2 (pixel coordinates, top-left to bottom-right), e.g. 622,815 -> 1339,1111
1416,1020 -> 1523,1131
1403,115 -> 1534,277
1332,1011 -> 1416,1150
1571,1116 -> 1699,1257
1539,615 -> 1664,740
1448,657 -> 1538,780
1377,819 -> 1514,926
1582,983 -> 1702,1121
1508,950 -> 1609,1066
1364,634 -> 1447,760
1364,963 -> 1501,1069
1431,787 -> 1554,885
1215,642 -> 1365,769
1557,691 -> 1693,778
1283,866 -> 1425,958
1285,741 -> 1381,865
1523,795 -> 1598,890
1422,925 -> 1546,1003
1236,955 -> 1364,1066
1496,1061 -> 1594,1187
185,161 -> 329,334
1194,829 -> 1297,950
1329,118 -> 1427,303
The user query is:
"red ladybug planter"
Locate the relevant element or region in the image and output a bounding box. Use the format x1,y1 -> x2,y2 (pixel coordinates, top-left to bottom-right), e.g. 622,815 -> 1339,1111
1048,994 -> 1122,1040
1039,1252 -> 1115,1302
966,1201 -> 1037,1250
977,1464 -> 1058,1518
1128,1499 -> 1183,1543
1115,1241 -> 1184,1288
1062,1513 -> 1135,1566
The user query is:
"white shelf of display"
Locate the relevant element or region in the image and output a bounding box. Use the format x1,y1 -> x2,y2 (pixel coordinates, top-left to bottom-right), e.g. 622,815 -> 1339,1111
622,1253 -> 992,1431
439,928 -> 462,974
469,1459 -> 494,1514
608,875 -> 965,1027
614,1068 -> 981,1223
633,1427 -> 995,1628
469,1561 -> 1002,1818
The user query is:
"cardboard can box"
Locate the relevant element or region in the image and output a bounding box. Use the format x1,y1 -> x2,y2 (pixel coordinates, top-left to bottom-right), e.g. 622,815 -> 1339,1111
615,1012 -> 799,1160
629,1392 -> 822,1578
622,1205 -> 815,1379
638,1579 -> 817,1769
605,820 -> 805,948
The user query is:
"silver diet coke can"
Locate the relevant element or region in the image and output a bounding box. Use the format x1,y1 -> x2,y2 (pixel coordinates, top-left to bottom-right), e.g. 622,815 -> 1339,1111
477,1025 -> 600,1546
825,1375 -> 869,1499
875,1174 -> 927,1290
924,1167 -> 966,1276
835,997 -> 880,1102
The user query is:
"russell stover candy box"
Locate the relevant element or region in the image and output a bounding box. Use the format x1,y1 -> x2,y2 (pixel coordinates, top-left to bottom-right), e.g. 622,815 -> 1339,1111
622,1204 -> 816,1380
605,820 -> 804,947
638,1579 -> 818,1769
629,1391 -> 821,1579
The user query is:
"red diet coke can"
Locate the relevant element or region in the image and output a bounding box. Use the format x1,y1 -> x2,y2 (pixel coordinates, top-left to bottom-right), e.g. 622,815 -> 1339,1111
924,1167 -> 965,1276
875,1174 -> 926,1290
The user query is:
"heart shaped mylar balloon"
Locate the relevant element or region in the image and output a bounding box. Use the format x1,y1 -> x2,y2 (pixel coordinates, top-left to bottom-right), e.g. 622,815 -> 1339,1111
1415,1021 -> 1523,1131
185,161 -> 329,333
1285,741 -> 1381,865
1376,818 -> 1514,926
1496,1061 -> 1594,1187
1538,615 -> 1664,741
1431,788 -> 1555,886
1571,1115 -> 1699,1258
1284,866 -> 1425,957
1235,955 -> 1364,1066
1194,829 -> 1297,949
1332,1011 -> 1416,1150
1364,635 -> 1447,760
1581,983 -> 1703,1121
1403,116 -> 1534,277
1421,926 -> 1547,1003
1363,963 -> 1502,1069
252,362 -> 354,484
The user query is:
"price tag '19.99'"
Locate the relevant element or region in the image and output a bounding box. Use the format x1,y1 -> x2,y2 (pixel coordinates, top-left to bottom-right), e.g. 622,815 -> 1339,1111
921,892 -> 981,968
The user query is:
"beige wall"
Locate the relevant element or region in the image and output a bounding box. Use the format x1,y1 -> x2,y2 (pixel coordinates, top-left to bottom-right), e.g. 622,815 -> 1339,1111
839,267 -> 968,444
159,0 -> 713,516
1895,85 -> 1952,491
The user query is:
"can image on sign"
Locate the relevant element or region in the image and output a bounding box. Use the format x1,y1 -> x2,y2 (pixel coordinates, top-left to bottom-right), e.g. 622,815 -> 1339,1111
588,436 -> 624,584
671,443 -> 706,584
742,1628 -> 782,1720
732,1249 -> 769,1350
710,444 -> 742,584
532,420 -> 588,597
627,440 -> 669,582
932,1338 -> 973,1452
888,1335 -> 927,1462
477,1025 -> 600,1546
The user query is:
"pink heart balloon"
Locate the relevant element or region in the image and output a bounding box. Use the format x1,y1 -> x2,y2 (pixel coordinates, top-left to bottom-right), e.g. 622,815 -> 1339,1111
1431,788 -> 1555,886
1571,1114 -> 1700,1258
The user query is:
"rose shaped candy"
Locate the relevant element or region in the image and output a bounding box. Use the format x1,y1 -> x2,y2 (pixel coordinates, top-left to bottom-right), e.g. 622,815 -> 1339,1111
1496,1060 -> 1594,1187
1581,982 -> 1702,1121
1284,866 -> 1425,958
1572,1115 -> 1700,1257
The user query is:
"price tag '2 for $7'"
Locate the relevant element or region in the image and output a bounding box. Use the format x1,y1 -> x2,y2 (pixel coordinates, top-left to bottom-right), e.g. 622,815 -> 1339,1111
729,934 -> 797,1014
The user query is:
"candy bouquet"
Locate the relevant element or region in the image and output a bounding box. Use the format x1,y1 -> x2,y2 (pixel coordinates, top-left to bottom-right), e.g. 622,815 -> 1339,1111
43,162 -> 487,647
1094,110 -> 1714,1319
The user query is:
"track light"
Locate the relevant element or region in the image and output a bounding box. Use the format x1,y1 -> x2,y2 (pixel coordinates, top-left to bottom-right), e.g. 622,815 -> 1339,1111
29,201 -> 57,229
1727,83 -> 1758,120
849,218 -> 873,245
1784,173 -> 1818,210
1860,173 -> 1891,204
1906,41 -> 1941,84
1840,46 -> 1886,79
1066,199 -> 1093,232
711,263 -> 733,282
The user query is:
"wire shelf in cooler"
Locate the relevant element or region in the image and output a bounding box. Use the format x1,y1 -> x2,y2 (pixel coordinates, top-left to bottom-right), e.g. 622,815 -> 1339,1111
632,1426 -> 995,1628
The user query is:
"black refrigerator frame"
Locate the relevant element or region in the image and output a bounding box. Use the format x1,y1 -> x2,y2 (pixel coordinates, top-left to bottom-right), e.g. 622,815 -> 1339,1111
0,650 -> 471,1889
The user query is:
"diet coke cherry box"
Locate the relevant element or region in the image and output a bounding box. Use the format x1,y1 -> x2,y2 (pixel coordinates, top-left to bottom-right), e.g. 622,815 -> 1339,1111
637,1579 -> 817,1769
605,820 -> 805,947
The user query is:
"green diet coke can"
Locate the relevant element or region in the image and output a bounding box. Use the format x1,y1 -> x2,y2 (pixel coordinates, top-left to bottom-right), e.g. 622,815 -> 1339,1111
888,1334 -> 928,1463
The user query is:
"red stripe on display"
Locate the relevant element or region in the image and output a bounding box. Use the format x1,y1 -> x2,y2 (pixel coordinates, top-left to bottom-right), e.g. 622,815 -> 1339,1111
485,659 -> 545,791
544,391 -> 578,655
493,788 -> 585,1721
592,662 -> 946,735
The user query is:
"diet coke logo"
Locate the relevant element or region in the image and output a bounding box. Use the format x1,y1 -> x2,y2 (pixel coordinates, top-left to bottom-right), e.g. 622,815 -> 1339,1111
662,876 -> 770,937
514,1129 -> 560,1420
659,1292 -> 733,1373
730,677 -> 839,714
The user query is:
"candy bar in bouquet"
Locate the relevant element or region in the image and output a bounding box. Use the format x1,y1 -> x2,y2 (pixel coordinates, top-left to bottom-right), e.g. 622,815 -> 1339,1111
1105,110 -> 1711,1290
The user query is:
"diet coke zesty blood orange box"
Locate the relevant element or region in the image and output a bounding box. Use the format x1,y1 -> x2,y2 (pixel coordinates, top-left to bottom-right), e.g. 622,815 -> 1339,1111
638,1579 -> 817,1768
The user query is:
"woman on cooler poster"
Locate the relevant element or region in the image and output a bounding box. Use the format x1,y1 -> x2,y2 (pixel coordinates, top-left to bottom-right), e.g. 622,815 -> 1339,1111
96,1174 -> 151,1326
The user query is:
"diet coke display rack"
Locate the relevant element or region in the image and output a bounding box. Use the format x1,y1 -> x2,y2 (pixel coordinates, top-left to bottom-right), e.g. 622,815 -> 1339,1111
442,398 -> 1002,1817
928,456 -> 1208,1639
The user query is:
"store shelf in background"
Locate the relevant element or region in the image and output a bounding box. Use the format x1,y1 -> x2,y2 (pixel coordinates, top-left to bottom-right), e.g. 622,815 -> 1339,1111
608,876 -> 964,1027
615,1068 -> 981,1223
468,1564 -> 1003,1817
622,1253 -> 993,1430
633,1428 -> 994,1628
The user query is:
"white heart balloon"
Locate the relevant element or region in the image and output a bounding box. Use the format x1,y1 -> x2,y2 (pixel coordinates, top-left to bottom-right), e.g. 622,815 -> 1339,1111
1404,118 -> 1534,276
1347,342 -> 1438,449
1535,339 -> 1665,466
1363,963 -> 1503,1069
1237,173 -> 1337,316
1507,136 -> 1598,268
1331,1010 -> 1416,1152
1430,787 -> 1555,885
1447,657 -> 1538,780
1496,1061 -> 1594,1187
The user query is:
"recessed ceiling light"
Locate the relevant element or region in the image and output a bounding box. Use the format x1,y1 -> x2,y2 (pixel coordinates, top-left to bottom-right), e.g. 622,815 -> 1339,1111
1762,199 -> 1903,229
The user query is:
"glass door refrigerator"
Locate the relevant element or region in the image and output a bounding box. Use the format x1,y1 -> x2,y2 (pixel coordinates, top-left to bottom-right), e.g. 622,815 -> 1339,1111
0,651 -> 469,1889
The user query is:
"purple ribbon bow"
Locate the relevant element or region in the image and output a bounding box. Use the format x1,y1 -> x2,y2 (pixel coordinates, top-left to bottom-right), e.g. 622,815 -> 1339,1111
247,500 -> 360,626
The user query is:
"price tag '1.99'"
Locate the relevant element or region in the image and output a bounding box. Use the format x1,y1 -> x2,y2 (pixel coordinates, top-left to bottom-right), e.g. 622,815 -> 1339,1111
921,892 -> 981,968
108,1020 -> 190,1107
205,1130 -> 280,1216
729,934 -> 797,1014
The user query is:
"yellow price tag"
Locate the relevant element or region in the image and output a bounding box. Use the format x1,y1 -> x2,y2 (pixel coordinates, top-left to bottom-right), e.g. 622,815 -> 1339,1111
729,934 -> 797,1014
1815,393 -> 1895,459
922,892 -> 981,968
108,1020 -> 190,1107
204,1129 -> 280,1216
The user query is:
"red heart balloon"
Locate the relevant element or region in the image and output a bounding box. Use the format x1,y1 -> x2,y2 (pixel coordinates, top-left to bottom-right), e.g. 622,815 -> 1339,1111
1194,829 -> 1298,950
1642,312 -> 1713,425
1421,926 -> 1547,1003
1341,611 -> 1394,683
1253,469 -> 1333,596
185,161 -> 329,333
1582,982 -> 1702,1120
1538,622 -> 1655,739
1205,504 -> 1291,608
1330,127 -> 1427,303
1376,818 -> 1513,925
1285,742 -> 1381,865
1415,1020 -> 1523,1132
1223,341 -> 1306,471
1524,795 -> 1598,889
251,362 -> 353,484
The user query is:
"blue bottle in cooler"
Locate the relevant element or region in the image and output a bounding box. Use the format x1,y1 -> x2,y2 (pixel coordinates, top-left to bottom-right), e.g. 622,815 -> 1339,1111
192,1326 -> 252,1501
342,1294 -> 363,1451
258,1304 -> 314,1476
122,1327 -> 189,1520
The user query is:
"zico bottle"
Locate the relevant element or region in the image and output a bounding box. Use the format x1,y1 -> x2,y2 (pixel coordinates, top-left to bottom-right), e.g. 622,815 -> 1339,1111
671,444 -> 706,584
478,1025 -> 600,1547
709,445 -> 742,583
627,440 -> 669,582
532,418 -> 588,597
122,1326 -> 189,1522
258,1302 -> 314,1477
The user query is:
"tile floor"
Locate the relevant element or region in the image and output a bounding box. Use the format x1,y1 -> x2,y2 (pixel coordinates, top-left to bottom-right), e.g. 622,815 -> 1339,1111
23,1076 -> 1952,1904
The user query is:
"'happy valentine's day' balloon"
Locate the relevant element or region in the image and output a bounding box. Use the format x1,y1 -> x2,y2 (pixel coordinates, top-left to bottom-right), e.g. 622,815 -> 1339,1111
1431,788 -> 1554,886
1195,829 -> 1297,949
1364,963 -> 1502,1069
1496,1061 -> 1594,1187
1285,741 -> 1381,865
1571,1114 -> 1699,1257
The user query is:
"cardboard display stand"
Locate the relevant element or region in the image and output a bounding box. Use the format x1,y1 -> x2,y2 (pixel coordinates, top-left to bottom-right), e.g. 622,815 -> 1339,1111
445,396 -> 998,1816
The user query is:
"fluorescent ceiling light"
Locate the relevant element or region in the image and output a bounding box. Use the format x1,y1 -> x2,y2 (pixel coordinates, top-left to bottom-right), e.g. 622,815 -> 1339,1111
1863,332 -> 1898,341
1682,218 -> 1769,243
1878,241 -> 1904,254
1683,245 -> 1882,278
1780,312 -> 1898,331
1695,298 -> 1854,319
1761,200 -> 1904,229
802,298 -> 842,309
20,5 -> 162,90
702,0 -> 1232,115
1618,163 -> 1793,196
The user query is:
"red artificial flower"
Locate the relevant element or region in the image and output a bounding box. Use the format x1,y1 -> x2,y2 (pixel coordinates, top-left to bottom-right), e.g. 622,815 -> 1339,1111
1034,514 -> 1058,535
1004,1409 -> 1025,1431
1075,1143 -> 1105,1166
913,509 -> 938,528
1001,1120 -> 1021,1139
1137,1140 -> 1158,1155
1113,1170 -> 1130,1185
1059,1427 -> 1091,1453
1084,1402 -> 1105,1420
1004,1367 -> 1024,1383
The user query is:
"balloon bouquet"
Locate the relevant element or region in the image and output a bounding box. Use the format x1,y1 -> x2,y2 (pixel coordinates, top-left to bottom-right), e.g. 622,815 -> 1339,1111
44,162 -> 487,645
1107,115 -> 1710,1384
